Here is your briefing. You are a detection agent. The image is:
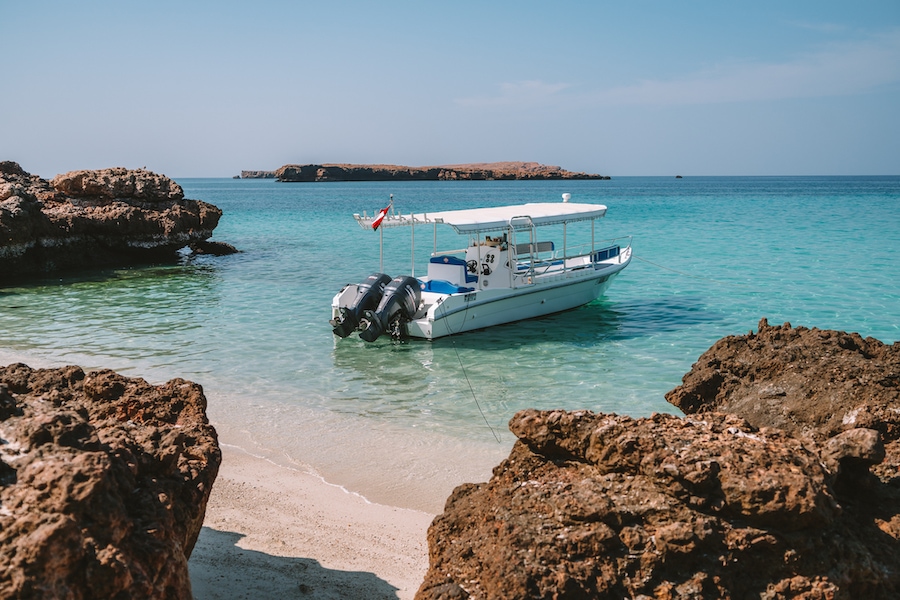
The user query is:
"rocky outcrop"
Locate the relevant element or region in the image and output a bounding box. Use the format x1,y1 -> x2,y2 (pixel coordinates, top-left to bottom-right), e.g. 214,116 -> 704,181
274,162 -> 609,182
239,170 -> 276,179
0,162 -> 231,280
417,321 -> 900,599
665,318 -> 900,480
0,363 -> 220,599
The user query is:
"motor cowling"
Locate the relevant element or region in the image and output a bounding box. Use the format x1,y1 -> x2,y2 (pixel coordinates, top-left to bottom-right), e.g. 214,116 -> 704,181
331,273 -> 392,338
359,276 -> 422,342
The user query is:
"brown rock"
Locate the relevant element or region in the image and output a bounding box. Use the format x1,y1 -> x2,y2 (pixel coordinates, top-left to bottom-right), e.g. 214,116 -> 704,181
418,409 -> 900,599
0,363 -> 220,599
665,318 -> 900,440
419,318 -> 900,599
665,318 -> 900,481
274,161 -> 609,182
0,162 -> 227,280
51,167 -> 185,205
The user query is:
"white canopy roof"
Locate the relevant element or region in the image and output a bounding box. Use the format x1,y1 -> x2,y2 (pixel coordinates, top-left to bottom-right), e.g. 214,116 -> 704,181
355,202 -> 608,233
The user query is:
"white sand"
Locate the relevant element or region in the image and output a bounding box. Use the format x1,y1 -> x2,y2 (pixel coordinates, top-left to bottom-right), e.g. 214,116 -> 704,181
188,444 -> 435,600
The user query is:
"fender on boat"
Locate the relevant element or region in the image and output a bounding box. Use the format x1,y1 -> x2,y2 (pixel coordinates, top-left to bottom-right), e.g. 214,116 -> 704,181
330,273 -> 392,338
359,276 -> 422,342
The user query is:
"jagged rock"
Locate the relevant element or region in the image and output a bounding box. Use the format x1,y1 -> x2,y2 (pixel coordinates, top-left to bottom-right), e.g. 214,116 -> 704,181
51,168 -> 185,205
418,409 -> 900,599
665,318 -> 900,480
274,162 -> 609,182
0,363 -> 220,599
0,162 -> 227,280
418,321 -> 900,599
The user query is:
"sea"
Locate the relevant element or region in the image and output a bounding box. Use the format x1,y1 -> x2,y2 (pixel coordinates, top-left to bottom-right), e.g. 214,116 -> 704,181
1,176 -> 898,513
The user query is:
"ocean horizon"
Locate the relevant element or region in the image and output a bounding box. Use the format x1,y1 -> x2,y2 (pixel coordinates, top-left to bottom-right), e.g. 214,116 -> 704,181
2,175 -> 898,512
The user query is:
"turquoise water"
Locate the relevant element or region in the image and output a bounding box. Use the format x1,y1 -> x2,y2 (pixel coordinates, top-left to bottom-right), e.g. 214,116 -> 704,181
2,176 -> 898,511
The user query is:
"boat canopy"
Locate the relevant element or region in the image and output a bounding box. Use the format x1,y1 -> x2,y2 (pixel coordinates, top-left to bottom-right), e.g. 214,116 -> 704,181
355,202 -> 608,234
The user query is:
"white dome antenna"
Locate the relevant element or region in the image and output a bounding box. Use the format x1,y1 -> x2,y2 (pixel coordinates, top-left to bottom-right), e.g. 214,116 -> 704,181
562,193 -> 571,203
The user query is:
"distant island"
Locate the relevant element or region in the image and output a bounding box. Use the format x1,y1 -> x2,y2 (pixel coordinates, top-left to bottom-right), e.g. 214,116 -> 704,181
238,170 -> 276,179
237,162 -> 609,181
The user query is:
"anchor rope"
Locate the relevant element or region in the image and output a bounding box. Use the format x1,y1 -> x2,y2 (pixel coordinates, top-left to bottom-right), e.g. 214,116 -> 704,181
437,299 -> 502,443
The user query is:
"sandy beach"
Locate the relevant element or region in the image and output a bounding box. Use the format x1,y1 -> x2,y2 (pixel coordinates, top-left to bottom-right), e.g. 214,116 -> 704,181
0,350 -> 475,600
188,443 -> 434,600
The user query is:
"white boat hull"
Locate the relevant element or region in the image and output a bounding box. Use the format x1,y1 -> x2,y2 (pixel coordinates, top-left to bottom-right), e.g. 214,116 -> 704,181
406,250 -> 629,339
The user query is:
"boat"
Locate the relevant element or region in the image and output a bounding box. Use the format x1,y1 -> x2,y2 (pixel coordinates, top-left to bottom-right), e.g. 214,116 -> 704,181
330,193 -> 632,341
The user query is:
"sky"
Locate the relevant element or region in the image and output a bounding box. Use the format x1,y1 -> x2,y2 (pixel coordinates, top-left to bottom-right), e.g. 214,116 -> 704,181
3,1 -> 899,177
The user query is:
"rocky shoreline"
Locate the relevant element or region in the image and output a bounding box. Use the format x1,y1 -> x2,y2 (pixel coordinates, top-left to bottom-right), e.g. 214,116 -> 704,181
0,162 -> 235,281
270,162 -> 609,182
3,182 -> 898,598
3,319 -> 899,597
417,319 -> 900,599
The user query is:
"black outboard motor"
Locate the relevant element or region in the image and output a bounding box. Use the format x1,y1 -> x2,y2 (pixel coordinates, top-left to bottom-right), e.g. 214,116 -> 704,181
359,276 -> 422,342
331,273 -> 392,338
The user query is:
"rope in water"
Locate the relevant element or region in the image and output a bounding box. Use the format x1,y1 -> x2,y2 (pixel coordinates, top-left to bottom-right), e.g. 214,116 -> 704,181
450,337 -> 502,443
437,299 -> 502,443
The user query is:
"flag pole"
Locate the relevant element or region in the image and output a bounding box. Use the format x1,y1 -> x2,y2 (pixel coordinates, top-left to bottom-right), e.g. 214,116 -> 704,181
410,197 -> 415,278
379,194 -> 392,273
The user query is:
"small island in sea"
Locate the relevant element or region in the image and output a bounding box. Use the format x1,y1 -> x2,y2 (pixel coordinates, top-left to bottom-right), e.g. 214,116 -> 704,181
238,161 -> 609,182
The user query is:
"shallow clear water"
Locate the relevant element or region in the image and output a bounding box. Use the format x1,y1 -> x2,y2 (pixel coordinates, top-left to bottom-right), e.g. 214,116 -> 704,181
2,176 -> 898,511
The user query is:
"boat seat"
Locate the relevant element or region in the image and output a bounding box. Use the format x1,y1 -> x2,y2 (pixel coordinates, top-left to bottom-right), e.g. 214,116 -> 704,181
592,246 -> 620,262
419,279 -> 475,295
515,241 -> 554,254
428,255 -> 478,284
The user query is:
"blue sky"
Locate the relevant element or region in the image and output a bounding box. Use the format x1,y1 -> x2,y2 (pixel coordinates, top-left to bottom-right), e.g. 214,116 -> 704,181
3,1 -> 899,177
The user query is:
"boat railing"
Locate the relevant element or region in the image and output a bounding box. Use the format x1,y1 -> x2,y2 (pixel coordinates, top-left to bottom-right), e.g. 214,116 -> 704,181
511,236 -> 632,284
559,236 -> 632,264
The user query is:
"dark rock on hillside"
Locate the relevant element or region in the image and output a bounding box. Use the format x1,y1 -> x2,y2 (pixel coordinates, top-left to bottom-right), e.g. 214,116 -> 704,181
417,321 -> 900,599
0,363 -> 220,599
0,162 -> 228,280
275,161 -> 609,182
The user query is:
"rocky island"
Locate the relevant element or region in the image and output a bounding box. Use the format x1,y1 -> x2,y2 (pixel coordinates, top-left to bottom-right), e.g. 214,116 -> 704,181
417,319 -> 900,599
0,162 -> 234,281
273,161 -> 609,182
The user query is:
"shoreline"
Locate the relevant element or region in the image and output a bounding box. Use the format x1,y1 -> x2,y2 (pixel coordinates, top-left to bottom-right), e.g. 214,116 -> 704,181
0,350 -> 445,598
188,443 -> 433,600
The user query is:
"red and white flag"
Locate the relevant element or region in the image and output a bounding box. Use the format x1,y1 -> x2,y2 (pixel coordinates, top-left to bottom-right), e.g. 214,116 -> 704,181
372,204 -> 390,230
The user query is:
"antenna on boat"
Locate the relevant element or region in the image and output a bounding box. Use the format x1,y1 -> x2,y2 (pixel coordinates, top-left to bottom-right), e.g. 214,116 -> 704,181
562,193 -> 571,203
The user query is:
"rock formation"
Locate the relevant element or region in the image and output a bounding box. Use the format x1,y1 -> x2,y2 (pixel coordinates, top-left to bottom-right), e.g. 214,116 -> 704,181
274,162 -> 609,182
0,161 -> 231,280
239,170 -> 276,179
665,318 -> 900,482
0,363 -> 220,599
417,319 -> 900,599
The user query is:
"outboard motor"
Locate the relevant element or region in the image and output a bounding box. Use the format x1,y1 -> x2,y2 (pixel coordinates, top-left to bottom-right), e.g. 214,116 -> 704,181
359,276 -> 422,342
331,273 -> 392,338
